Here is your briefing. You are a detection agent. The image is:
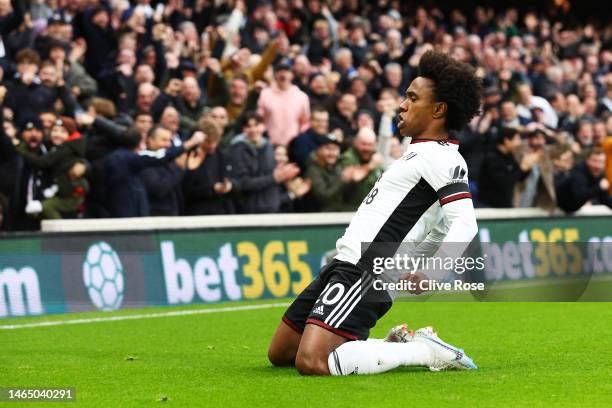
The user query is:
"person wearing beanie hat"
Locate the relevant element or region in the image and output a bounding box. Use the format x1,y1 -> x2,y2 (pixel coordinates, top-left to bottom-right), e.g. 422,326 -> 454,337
49,116 -> 79,145
15,116 -> 89,219
305,131 -> 353,212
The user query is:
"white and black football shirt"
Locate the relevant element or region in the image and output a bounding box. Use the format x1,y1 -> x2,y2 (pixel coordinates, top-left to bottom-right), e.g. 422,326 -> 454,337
335,139 -> 474,267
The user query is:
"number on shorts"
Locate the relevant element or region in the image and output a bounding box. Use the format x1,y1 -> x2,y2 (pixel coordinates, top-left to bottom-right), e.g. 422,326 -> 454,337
321,283 -> 345,305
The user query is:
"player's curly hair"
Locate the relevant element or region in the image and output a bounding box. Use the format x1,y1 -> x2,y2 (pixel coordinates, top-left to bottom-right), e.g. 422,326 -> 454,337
418,51 -> 483,131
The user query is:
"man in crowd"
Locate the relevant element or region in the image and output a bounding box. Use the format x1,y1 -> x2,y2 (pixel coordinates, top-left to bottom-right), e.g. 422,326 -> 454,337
340,127 -> 384,210
104,126 -> 203,218
289,107 -> 330,174
257,59 -> 310,146
228,112 -> 300,213
1,117 -> 48,230
141,125 -> 185,216
514,128 -> 557,211
479,127 -> 531,207
183,119 -> 234,215
306,134 -> 352,212
5,49 -> 78,124
330,92 -> 358,143
557,148 -> 612,212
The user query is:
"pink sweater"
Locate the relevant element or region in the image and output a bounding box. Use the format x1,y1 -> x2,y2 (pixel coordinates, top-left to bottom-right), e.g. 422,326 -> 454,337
257,84 -> 310,146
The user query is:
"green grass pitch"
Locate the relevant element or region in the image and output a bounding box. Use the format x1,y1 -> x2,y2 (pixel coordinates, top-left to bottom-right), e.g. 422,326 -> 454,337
1,300 -> 611,407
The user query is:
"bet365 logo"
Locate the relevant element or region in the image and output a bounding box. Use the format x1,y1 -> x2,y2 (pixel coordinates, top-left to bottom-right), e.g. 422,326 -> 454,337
82,242 -> 125,311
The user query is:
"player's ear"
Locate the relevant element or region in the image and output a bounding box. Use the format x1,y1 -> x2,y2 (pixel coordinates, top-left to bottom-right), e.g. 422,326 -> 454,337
432,102 -> 447,119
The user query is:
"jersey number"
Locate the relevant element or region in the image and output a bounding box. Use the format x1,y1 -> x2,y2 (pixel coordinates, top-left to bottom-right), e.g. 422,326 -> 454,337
363,187 -> 378,205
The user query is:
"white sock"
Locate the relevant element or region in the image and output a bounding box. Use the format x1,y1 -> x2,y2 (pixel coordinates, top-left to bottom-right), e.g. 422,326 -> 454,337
328,340 -> 432,376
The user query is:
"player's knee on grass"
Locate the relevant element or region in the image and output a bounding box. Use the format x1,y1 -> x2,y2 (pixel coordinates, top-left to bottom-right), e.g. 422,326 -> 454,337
267,345 -> 295,367
267,321 -> 302,366
295,349 -> 330,376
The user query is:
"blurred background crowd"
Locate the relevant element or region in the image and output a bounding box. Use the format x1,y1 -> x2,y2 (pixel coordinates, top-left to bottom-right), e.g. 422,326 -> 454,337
0,0 -> 610,231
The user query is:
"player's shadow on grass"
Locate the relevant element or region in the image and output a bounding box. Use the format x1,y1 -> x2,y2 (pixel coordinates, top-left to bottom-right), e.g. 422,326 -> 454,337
250,364 -> 435,377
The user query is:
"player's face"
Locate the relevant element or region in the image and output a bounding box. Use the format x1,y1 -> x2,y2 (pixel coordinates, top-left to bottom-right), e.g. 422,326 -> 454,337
397,77 -> 436,137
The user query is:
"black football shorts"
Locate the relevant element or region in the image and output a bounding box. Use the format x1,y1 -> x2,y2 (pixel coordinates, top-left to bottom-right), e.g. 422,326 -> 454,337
282,259 -> 392,340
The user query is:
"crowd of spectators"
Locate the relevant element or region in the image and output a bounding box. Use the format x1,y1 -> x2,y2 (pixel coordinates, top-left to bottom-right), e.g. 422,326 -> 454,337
0,0 -> 610,231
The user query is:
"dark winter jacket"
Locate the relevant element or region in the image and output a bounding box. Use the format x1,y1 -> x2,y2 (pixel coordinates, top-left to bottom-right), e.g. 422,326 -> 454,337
228,134 -> 281,214
141,163 -> 184,216
289,128 -> 328,175
557,162 -> 612,213
15,133 -> 88,199
183,149 -> 233,215
478,147 -> 529,208
83,115 -> 132,218
5,80 -> 77,124
104,146 -> 184,218
85,115 -> 132,162
0,126 -> 48,231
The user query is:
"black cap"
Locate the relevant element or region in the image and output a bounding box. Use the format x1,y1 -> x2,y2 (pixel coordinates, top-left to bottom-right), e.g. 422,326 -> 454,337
319,134 -> 342,147
179,59 -> 196,73
20,117 -> 44,133
47,13 -> 67,25
274,58 -> 292,72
